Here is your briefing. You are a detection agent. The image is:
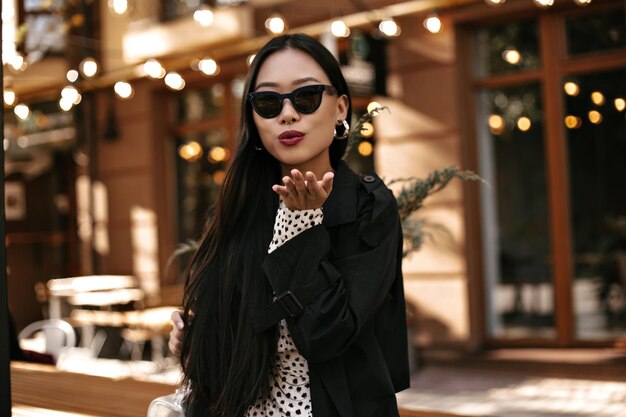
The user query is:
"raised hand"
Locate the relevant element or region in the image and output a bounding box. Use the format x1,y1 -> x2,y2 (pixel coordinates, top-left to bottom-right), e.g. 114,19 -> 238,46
169,310 -> 185,356
272,169 -> 334,211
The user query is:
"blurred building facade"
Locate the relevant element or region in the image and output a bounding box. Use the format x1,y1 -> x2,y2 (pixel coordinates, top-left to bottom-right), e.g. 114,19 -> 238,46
3,0 -> 626,356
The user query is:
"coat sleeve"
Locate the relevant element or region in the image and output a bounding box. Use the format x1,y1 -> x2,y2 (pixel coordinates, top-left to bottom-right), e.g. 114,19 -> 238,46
260,181 -> 402,363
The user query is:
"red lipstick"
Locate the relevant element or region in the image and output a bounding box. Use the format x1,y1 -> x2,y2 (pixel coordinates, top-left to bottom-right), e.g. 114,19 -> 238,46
278,130 -> 305,146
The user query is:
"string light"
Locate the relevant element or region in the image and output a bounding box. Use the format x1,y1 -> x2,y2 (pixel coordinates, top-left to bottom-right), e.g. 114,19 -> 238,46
423,14 -> 442,34
208,146 -> 230,163
564,116 -> 582,129
379,18 -> 401,37
331,20 -> 350,38
61,85 -> 82,105
533,0 -> 554,7
198,58 -> 219,76
361,122 -> 374,138
80,57 -> 98,78
517,116 -> 531,131
114,81 -> 134,99
588,110 -> 602,124
358,141 -> 373,157
591,91 -> 605,105
143,59 -> 166,79
59,97 -> 74,111
14,103 -> 31,120
265,14 -> 287,35
193,5 -> 214,27
164,72 -> 185,90
108,0 -> 128,15
573,0 -> 592,5
615,98 -> 626,112
4,89 -> 16,107
502,48 -> 521,64
563,82 -> 580,96
367,101 -> 382,114
484,0 -> 506,5
67,70 -> 79,83
178,141 -> 203,162
488,114 -> 505,135
8,53 -> 27,71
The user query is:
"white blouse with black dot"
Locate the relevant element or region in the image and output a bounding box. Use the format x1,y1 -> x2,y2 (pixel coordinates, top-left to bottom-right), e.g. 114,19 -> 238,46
245,200 -> 324,417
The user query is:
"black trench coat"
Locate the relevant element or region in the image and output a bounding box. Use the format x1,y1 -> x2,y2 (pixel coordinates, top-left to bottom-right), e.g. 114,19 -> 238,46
190,161 -> 410,417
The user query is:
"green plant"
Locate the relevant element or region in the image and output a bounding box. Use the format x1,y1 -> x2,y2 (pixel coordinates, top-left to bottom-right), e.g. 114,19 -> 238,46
347,107 -> 484,257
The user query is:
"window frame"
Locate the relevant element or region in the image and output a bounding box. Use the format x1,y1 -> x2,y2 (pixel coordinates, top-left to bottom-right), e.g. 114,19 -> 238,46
456,0 -> 626,349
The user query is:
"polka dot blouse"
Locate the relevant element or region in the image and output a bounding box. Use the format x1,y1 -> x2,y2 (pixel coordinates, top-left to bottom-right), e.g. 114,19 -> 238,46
245,200 -> 324,417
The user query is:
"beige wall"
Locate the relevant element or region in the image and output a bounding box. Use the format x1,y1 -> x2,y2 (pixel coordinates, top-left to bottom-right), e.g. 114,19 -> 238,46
94,80 -> 167,300
376,17 -> 471,349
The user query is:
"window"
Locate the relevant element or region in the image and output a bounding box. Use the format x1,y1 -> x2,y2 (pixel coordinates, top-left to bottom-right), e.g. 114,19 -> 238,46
464,4 -> 626,345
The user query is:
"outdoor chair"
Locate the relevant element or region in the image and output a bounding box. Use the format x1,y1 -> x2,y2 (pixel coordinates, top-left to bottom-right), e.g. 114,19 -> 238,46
18,318 -> 77,361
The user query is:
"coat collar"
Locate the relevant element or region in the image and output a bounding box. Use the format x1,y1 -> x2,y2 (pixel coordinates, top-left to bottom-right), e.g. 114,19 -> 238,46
322,161 -> 361,227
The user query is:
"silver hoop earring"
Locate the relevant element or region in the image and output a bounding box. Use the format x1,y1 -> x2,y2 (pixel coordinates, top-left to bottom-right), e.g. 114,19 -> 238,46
334,119 -> 350,140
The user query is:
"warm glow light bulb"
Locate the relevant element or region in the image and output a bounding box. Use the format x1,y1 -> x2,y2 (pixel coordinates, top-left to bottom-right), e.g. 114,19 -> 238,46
61,85 -> 81,105
14,103 -> 30,120
80,57 -> 98,78
424,15 -> 442,34
193,5 -> 214,27
165,72 -> 185,90
114,81 -> 134,99
358,141 -> 373,157
199,58 -> 219,76
379,19 -> 401,37
367,101 -> 382,114
331,20 -> 350,38
208,146 -> 230,163
179,141 -> 203,162
573,0 -> 592,5
502,48 -> 521,64
517,116 -> 531,131
144,59 -> 166,79
4,89 -> 16,107
361,122 -> 374,138
588,110 -> 602,124
67,69 -> 79,82
564,115 -> 582,129
563,82 -> 579,96
108,0 -> 128,15
488,114 -> 505,135
9,53 -> 27,71
615,98 -> 626,112
59,97 -> 74,111
591,91 -> 605,105
485,0 -> 506,4
265,15 -> 287,35
533,0 -> 554,6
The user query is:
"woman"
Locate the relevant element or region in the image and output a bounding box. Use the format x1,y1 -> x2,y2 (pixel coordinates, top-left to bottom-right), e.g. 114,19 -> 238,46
170,33 -> 409,417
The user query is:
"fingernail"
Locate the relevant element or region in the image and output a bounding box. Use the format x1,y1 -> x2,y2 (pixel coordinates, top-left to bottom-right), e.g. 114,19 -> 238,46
177,321 -> 184,329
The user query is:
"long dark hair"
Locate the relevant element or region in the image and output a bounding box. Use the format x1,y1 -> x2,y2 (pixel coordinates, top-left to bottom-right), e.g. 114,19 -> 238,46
180,34 -> 352,417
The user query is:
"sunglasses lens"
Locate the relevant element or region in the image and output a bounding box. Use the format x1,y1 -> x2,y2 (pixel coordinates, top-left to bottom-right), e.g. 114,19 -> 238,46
252,93 -> 281,118
293,87 -> 323,113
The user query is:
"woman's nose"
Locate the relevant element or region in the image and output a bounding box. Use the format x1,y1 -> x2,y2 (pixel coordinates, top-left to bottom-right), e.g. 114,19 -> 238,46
278,98 -> 300,124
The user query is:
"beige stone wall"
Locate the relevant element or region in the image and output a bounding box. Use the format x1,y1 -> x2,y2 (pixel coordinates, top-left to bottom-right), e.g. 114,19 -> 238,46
375,18 -> 470,348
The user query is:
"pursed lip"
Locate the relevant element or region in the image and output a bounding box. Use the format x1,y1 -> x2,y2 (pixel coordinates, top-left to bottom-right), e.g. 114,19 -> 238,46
278,130 -> 305,146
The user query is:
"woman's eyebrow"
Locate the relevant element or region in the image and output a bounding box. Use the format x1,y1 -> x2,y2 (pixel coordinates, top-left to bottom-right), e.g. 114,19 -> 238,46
292,77 -> 322,85
255,77 -> 322,90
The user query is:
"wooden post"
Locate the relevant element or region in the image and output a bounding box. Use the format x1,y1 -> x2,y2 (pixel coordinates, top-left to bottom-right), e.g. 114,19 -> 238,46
0,13 -> 14,417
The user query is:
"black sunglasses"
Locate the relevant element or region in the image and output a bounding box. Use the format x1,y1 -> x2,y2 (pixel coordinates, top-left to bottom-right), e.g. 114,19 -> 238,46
247,84 -> 337,119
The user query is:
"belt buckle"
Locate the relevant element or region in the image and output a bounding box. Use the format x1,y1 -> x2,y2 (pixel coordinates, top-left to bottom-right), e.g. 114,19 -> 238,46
276,290 -> 304,318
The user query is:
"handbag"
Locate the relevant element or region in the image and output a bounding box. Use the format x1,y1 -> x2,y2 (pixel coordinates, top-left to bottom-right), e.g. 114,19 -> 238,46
147,387 -> 186,417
